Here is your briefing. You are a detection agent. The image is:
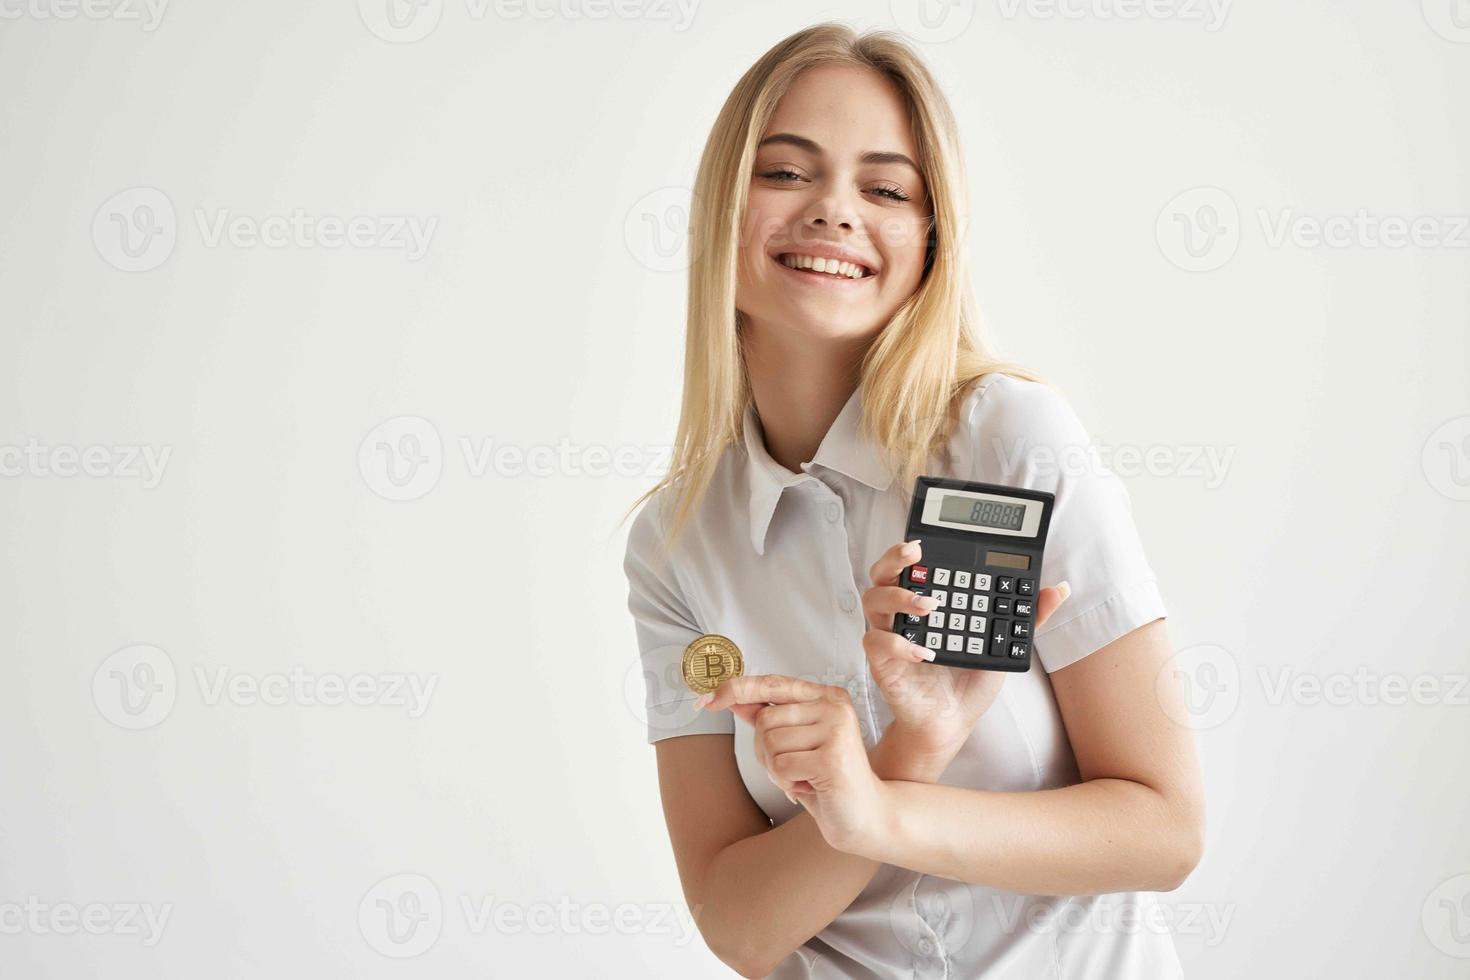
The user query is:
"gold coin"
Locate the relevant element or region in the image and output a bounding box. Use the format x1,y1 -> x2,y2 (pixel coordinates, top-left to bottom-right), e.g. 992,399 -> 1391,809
681,634 -> 744,695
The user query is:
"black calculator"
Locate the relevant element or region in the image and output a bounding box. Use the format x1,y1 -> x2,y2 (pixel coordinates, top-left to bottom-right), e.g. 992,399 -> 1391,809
890,477 -> 1055,672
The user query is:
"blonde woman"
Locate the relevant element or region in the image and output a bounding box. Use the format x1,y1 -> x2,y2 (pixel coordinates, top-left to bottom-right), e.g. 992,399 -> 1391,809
622,23 -> 1205,979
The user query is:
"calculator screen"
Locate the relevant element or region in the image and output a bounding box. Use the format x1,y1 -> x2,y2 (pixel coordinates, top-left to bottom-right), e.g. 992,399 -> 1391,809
920,487 -> 1045,538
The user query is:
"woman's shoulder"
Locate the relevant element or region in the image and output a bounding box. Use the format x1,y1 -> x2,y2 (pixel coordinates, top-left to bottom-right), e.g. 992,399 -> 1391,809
952,371 -> 1094,484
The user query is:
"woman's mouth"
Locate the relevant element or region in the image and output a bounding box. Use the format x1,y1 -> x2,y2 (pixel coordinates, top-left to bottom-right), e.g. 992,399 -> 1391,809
774,252 -> 876,284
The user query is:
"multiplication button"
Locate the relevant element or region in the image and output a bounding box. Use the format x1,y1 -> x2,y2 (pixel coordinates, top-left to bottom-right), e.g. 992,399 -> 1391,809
997,577 -> 1014,594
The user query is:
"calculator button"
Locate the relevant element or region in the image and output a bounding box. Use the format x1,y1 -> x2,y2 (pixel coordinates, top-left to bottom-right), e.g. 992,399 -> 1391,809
968,615 -> 987,633
994,597 -> 1012,616
966,636 -> 985,655
1013,599 -> 1033,619
948,613 -> 966,631
970,595 -> 989,613
954,571 -> 971,589
924,632 -> 942,650
990,621 -> 1009,648
952,593 -> 969,611
927,611 -> 945,628
905,611 -> 922,625
930,589 -> 947,608
974,574 -> 991,592
901,627 -> 921,643
997,576 -> 1014,593
946,634 -> 963,652
1009,641 -> 1029,659
1012,620 -> 1031,639
932,568 -> 950,586
1018,578 -> 1035,596
909,565 -> 929,584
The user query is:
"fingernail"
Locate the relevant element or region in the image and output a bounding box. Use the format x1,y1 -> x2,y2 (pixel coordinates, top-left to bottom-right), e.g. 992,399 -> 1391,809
904,538 -> 922,553
912,643 -> 936,662
1056,581 -> 1072,603
915,596 -> 939,612
693,692 -> 714,710
784,790 -> 798,805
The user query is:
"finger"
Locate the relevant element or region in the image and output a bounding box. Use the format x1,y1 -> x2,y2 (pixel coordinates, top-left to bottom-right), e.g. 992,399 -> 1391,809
762,723 -> 825,757
730,703 -> 761,726
867,538 -> 922,589
863,627 -> 934,667
770,748 -> 831,786
753,701 -> 822,735
862,584 -> 938,632
698,674 -> 832,714
1032,580 -> 1072,631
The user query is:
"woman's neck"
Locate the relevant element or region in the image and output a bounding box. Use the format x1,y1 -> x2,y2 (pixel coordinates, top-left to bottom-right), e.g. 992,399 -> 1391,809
742,322 -> 871,475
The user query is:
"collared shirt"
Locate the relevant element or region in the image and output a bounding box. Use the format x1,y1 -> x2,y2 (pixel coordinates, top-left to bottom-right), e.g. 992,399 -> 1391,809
623,372 -> 1180,979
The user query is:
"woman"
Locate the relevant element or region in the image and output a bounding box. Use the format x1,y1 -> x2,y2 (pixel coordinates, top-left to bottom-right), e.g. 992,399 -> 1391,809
622,23 -> 1205,979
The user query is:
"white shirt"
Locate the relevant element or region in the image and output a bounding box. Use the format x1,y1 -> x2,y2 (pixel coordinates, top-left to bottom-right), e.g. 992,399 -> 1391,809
624,372 -> 1181,979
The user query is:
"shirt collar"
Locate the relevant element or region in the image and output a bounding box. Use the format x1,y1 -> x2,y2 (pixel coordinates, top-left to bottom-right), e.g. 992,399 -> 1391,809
743,384 -> 895,555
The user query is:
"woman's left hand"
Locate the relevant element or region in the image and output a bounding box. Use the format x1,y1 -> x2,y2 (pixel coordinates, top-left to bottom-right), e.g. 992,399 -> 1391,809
698,674 -> 884,854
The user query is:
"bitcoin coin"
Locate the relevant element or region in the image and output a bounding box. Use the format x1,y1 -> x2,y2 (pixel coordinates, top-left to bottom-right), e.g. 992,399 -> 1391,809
681,634 -> 744,695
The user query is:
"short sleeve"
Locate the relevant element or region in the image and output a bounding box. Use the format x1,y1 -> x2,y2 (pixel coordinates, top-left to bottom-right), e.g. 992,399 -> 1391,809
622,497 -> 735,743
968,376 -> 1168,673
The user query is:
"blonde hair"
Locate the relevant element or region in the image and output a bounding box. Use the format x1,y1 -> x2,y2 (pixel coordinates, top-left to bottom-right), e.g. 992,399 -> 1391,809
625,22 -> 1044,556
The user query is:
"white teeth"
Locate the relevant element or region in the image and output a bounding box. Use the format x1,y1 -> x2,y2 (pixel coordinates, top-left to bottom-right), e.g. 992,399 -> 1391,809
779,253 -> 868,279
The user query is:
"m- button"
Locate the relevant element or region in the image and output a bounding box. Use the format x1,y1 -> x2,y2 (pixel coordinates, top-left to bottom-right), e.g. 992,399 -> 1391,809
824,502 -> 840,523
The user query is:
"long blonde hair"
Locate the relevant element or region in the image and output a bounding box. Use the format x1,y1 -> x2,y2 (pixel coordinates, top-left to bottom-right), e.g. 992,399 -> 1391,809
626,22 -> 1044,556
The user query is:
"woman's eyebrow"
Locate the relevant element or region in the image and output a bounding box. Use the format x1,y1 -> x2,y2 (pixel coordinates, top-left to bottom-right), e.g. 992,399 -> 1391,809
757,132 -> 920,174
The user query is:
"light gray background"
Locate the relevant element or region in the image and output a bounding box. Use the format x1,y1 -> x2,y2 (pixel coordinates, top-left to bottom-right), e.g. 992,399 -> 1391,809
2,1 -> 1468,976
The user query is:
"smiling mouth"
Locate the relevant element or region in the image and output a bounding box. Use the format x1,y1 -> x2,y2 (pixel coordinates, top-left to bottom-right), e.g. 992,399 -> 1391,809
775,252 -> 875,280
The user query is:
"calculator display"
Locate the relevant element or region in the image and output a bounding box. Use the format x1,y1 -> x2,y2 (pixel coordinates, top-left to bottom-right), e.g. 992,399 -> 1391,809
938,495 -> 1025,531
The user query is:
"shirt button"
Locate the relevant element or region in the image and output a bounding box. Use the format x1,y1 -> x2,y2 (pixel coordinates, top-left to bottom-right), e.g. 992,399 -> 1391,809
839,591 -> 857,612
824,501 -> 840,523
917,937 -> 935,956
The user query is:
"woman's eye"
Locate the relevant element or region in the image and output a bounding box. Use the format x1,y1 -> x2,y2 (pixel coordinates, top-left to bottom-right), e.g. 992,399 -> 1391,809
760,168 -> 805,182
870,184 -> 912,203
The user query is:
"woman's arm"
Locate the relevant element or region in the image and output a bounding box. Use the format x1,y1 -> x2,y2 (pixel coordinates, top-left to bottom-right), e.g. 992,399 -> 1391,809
655,724 -> 954,978
851,618 -> 1206,894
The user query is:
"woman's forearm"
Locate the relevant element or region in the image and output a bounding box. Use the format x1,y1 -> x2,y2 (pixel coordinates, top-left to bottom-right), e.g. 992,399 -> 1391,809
859,776 -> 1203,897
697,729 -> 958,977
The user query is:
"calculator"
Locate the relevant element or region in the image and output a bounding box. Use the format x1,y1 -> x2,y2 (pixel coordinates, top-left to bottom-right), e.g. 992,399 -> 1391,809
890,477 -> 1055,672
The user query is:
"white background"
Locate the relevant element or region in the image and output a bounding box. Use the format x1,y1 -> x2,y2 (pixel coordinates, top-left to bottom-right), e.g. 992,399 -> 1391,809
2,1 -> 1468,976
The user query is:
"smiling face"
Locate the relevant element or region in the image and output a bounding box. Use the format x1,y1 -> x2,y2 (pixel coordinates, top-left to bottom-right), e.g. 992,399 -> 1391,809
736,63 -> 932,347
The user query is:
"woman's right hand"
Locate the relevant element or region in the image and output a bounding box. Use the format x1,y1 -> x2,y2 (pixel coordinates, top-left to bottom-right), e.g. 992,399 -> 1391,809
860,540 -> 1070,760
